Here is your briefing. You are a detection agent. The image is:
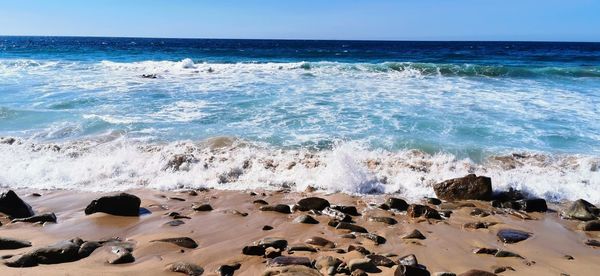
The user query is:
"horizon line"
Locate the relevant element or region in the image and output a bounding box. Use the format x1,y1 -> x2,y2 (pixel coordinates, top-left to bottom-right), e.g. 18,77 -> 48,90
1,34 -> 599,44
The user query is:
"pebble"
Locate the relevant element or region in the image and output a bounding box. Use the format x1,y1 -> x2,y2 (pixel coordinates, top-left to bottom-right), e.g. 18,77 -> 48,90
497,229 -> 531,244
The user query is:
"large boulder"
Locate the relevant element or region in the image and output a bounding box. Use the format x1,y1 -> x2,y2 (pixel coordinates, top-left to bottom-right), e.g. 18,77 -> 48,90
296,197 -> 330,211
433,174 -> 492,201
562,199 -> 599,221
0,190 -> 35,218
84,193 -> 141,216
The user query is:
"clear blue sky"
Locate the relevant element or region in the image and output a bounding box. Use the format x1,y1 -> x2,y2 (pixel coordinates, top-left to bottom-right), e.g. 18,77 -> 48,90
1,0 -> 599,41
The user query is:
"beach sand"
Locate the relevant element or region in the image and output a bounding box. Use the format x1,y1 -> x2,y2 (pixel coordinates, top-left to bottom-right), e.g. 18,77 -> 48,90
0,188 -> 599,276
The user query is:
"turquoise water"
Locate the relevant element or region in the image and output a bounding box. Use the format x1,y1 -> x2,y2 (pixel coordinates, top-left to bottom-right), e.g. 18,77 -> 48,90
0,37 -> 599,199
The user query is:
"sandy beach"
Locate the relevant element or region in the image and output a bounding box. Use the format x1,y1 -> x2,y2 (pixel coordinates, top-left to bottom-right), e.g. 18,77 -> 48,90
1,181 -> 599,276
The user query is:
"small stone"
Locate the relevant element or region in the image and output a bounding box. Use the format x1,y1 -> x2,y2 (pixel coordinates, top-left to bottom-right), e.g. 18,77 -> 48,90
315,256 -> 343,275
294,215 -> 319,224
366,254 -> 395,267
470,208 -> 491,217
348,245 -> 371,255
517,198 -> 547,212
267,256 -> 312,267
109,246 -> 135,264
296,197 -> 330,211
473,248 -> 498,255
434,273 -> 457,276
407,204 -> 442,219
463,221 -> 497,229
332,205 -> 360,216
323,207 -> 351,222
265,247 -> 282,258
170,262 -> 204,276
369,216 -> 397,225
497,229 -> 531,244
585,239 -> 600,247
458,269 -> 497,276
288,244 -> 317,253
0,237 -> 32,250
386,197 -> 409,211
217,263 -> 241,276
336,222 -> 368,233
351,269 -> 368,276
340,233 -> 356,239
258,237 -> 288,250
492,266 -> 515,274
494,250 -> 523,258
398,254 -> 419,266
151,237 -> 198,249
11,213 -> 57,224
260,204 -> 291,214
165,220 -> 185,226
169,197 -> 186,201
402,229 -> 426,240
262,265 -> 321,276
395,264 -> 431,276
355,233 -> 387,245
192,203 -> 213,211
85,193 -> 141,217
242,245 -> 265,256
305,236 -> 335,248
253,199 -> 269,205
427,198 -> 442,205
563,255 -> 574,260
348,258 -> 379,273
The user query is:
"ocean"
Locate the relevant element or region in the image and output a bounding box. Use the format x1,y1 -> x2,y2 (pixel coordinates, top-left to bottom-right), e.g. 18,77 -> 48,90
1,36 -> 599,201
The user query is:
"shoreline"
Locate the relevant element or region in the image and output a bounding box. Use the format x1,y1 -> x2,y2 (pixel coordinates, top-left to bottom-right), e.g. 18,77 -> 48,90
0,184 -> 599,275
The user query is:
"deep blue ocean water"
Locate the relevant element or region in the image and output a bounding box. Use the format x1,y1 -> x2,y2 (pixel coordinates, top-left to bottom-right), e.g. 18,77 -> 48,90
0,36 -> 599,199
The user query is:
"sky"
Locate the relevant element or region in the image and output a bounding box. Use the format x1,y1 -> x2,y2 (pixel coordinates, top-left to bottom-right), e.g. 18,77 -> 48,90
1,0 -> 599,41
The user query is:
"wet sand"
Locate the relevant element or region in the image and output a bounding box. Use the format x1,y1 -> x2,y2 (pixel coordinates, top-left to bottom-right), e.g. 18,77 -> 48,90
0,188 -> 599,275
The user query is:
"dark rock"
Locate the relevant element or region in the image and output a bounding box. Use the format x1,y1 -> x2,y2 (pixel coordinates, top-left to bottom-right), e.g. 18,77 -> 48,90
352,269 -> 368,276
580,220 -> 600,231
165,220 -> 185,226
305,236 -> 335,248
458,269 -> 497,276
0,137 -> 16,145
78,241 -> 101,258
109,246 -> 135,264
473,248 -> 499,255
242,245 -> 265,256
369,216 -> 397,225
492,266 -> 515,274
170,262 -> 204,276
563,254 -> 574,260
426,198 -> 442,205
297,197 -> 330,211
494,250 -> 523,258
294,215 -> 319,224
288,244 -> 317,253
493,188 -> 525,202
192,203 -> 213,211
433,273 -> 456,276
84,193 -> 141,217
5,238 -> 83,267
348,258 -> 380,273
323,207 -> 351,222
151,237 -> 198,249
497,229 -> 531,244
262,225 -> 274,231
328,219 -> 340,227
433,174 -> 492,201
562,199 -> 599,221
355,233 -> 386,244
0,190 -> 35,218
332,205 -> 360,216
379,203 -> 390,210
315,256 -> 343,275
516,198 -> 547,212
265,247 -> 282,258
336,222 -> 368,233
260,204 -> 291,214
263,265 -> 322,276
268,256 -> 312,267
395,264 -> 431,276
348,245 -> 371,255
253,199 -> 269,205
585,239 -> 600,247
463,222 -> 497,230
407,204 -> 442,219
387,198 -> 409,211
403,229 -> 426,240
0,237 -> 32,250
258,237 -> 288,250
470,208 -> 490,217
217,263 -> 241,276
398,254 -> 418,266
141,74 -> 157,79
169,197 -> 186,201
366,254 -> 395,267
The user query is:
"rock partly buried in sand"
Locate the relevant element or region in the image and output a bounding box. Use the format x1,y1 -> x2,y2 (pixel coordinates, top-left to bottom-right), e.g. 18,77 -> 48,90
5,238 -> 84,267
294,215 -> 319,224
386,197 -> 409,211
369,216 -> 398,225
260,204 -> 291,214
165,220 -> 185,227
77,241 -> 101,258
263,265 -> 322,276
463,222 -> 497,230
258,237 -> 288,250
315,255 -> 343,275
336,222 -> 368,233
366,254 -> 395,267
288,244 -> 317,253
585,239 -> 600,247
268,256 -> 312,267
84,193 -> 141,217
402,229 -> 426,240
305,236 -> 335,248
580,220 -> 600,231
348,258 -> 380,273
192,203 -> 213,211
497,229 -> 531,244
562,199 -> 599,221
355,233 -> 387,245
458,269 -> 497,276
0,237 -> 32,250
332,205 -> 360,216
151,237 -> 198,249
394,264 -> 431,276
0,190 -> 35,219
296,197 -> 330,211
242,245 -> 265,256
109,246 -> 135,264
398,254 -> 419,267
12,213 -> 57,224
170,262 -> 204,276
217,263 -> 241,276
407,204 -> 441,220
433,174 -> 492,201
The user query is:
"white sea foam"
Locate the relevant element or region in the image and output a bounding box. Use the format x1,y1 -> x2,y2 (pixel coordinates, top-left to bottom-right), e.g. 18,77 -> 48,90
0,137 -> 598,203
